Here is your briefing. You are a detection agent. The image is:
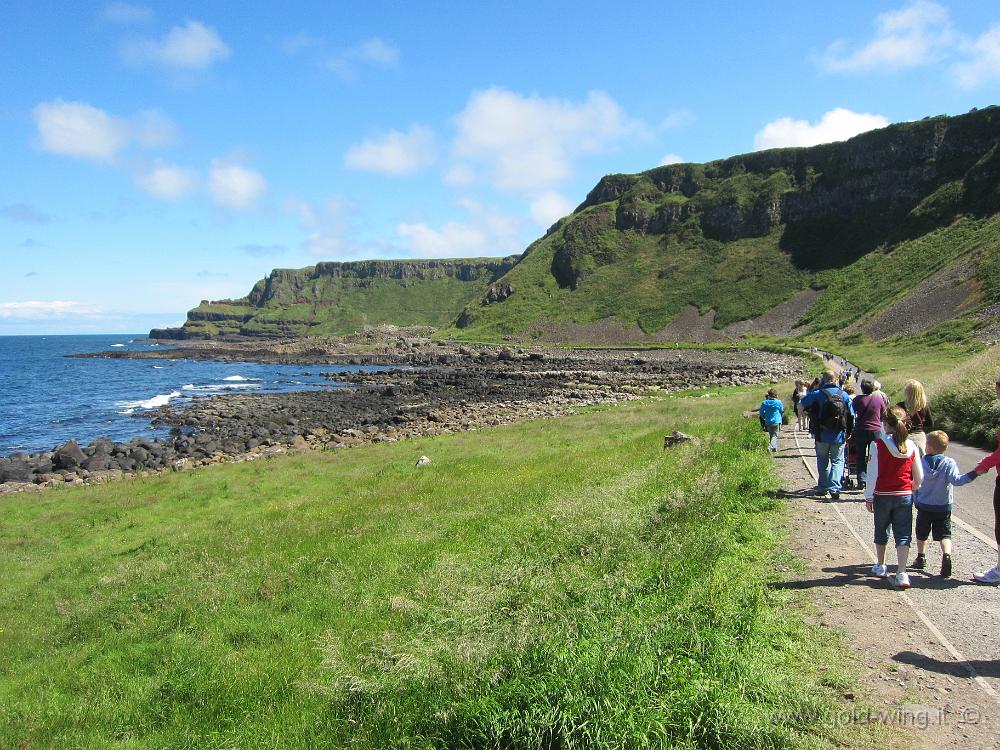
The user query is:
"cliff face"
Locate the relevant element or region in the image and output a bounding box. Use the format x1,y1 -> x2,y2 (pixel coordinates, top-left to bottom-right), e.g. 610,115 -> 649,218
153,257 -> 518,339
452,106 -> 1000,341
570,108 -> 1000,274
155,107 -> 1000,343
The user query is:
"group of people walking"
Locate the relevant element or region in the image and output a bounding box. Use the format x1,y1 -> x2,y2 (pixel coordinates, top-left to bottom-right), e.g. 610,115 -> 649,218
760,367 -> 1000,589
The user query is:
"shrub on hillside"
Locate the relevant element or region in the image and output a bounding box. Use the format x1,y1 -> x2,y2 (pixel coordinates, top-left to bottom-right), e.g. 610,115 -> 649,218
934,346 -> 1000,448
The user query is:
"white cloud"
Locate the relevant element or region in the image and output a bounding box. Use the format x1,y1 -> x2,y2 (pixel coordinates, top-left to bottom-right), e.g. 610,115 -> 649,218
344,125 -> 437,175
327,37 -> 399,80
209,159 -> 266,210
32,100 -> 177,162
356,37 -> 398,66
0,301 -> 103,319
443,163 -> 476,187
659,109 -> 695,130
952,25 -> 1000,88
818,2 -> 1000,90
284,196 -> 319,228
396,199 -> 523,258
530,191 -> 574,227
136,160 -> 197,200
99,2 -> 153,24
130,109 -> 178,147
301,199 -> 356,257
659,153 -> 685,166
453,87 -> 638,193
285,197 -> 362,258
753,108 -> 890,151
123,20 -> 231,70
33,100 -> 129,161
818,0 -> 954,73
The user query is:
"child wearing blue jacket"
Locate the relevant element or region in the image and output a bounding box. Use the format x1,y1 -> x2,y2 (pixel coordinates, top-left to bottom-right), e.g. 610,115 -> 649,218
759,388 -> 784,453
913,430 -> 978,577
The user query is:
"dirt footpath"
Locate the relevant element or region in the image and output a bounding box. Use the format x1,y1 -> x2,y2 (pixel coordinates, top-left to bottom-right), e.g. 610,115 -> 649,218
774,426 -> 1000,749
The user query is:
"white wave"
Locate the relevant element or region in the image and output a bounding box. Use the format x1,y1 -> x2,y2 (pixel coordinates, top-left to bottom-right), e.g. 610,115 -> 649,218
110,343 -> 125,347
152,365 -> 164,369
222,375 -> 259,381
115,390 -> 182,412
181,383 -> 259,392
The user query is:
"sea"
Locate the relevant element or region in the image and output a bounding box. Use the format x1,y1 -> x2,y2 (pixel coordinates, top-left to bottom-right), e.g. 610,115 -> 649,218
0,335 -> 385,456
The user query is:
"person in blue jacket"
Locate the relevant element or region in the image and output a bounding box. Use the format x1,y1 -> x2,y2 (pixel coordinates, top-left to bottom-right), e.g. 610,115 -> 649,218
759,388 -> 784,452
912,430 -> 978,577
799,370 -> 856,500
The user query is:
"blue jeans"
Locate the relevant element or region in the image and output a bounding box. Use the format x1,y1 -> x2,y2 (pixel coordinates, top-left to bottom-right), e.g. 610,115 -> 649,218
873,494 -> 913,547
854,429 -> 881,486
766,424 -> 780,451
815,441 -> 845,495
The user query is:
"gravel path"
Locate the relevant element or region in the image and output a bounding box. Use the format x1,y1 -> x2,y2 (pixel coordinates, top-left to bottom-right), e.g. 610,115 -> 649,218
776,425 -> 1000,748
815,347 -> 999,552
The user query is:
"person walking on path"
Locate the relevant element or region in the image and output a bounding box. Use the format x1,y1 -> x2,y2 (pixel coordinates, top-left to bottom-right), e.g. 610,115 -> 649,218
759,388 -> 784,452
873,380 -> 889,408
853,379 -> 887,491
897,379 -> 933,455
912,430 -> 977,578
865,406 -> 923,589
972,376 -> 1000,584
800,370 -> 856,500
792,380 -> 808,431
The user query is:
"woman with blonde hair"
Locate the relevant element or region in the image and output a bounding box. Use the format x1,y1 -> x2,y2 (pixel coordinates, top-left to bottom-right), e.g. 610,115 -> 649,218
896,379 -> 933,455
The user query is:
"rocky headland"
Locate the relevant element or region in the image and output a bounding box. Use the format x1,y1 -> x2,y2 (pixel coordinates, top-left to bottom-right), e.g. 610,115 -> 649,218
155,107 -> 1000,347
1,339 -> 805,493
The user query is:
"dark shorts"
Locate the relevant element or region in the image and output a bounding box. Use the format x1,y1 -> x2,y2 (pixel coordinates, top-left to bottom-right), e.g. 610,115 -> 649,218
915,507 -> 952,541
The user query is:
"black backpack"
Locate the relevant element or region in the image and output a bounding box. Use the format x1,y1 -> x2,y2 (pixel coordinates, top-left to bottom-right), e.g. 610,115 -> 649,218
818,388 -> 848,432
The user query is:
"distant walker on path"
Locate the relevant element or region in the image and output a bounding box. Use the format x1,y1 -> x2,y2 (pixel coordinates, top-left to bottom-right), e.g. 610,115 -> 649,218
759,388 -> 784,453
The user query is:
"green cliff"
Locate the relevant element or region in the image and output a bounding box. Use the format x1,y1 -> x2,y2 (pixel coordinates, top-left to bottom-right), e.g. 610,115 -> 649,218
452,106 -> 1000,342
152,257 -> 517,339
156,106 -> 1000,343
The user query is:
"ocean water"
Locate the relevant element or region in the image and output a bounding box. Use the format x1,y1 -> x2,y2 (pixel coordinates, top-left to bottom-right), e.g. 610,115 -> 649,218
0,335 -> 384,456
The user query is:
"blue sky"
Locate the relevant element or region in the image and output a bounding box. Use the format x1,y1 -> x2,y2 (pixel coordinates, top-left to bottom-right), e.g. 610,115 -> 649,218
2,0 -> 999,334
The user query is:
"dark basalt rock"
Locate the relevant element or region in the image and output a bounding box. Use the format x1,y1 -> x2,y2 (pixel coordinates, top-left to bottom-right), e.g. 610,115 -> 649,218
53,439 -> 86,470
82,450 -> 112,472
0,458 -> 33,483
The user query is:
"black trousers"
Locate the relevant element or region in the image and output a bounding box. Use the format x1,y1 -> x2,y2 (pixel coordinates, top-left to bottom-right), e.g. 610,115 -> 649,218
995,476 -> 1000,545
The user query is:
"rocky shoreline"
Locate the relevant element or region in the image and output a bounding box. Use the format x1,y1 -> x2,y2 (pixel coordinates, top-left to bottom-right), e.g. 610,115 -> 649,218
1,341 -> 805,493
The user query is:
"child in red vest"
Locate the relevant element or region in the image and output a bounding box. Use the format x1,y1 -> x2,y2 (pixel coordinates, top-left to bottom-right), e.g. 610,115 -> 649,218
864,406 -> 924,589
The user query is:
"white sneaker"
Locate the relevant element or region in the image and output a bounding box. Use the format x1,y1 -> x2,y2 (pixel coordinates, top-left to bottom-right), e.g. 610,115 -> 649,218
973,567 -> 1000,585
871,563 -> 887,577
893,571 -> 911,589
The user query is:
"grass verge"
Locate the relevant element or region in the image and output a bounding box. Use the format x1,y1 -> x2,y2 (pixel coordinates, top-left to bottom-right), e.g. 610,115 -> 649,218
2,393 -> 876,748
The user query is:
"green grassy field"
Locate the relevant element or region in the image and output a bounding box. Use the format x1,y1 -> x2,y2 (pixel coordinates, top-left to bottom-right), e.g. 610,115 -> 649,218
0,392 -> 879,749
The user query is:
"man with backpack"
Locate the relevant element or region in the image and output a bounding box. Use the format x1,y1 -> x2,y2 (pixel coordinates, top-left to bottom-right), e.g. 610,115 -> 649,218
800,370 -> 856,500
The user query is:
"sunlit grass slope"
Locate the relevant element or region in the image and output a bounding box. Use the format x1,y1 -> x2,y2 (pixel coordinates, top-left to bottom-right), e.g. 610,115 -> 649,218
2,394 -> 872,749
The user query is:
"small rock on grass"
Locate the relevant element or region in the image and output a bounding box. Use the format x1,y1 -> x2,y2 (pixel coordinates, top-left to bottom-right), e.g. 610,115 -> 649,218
663,431 -> 699,449
415,455 -> 431,467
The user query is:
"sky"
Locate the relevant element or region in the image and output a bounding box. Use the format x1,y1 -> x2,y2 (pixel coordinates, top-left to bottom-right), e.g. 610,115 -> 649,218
2,0 -> 1000,334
